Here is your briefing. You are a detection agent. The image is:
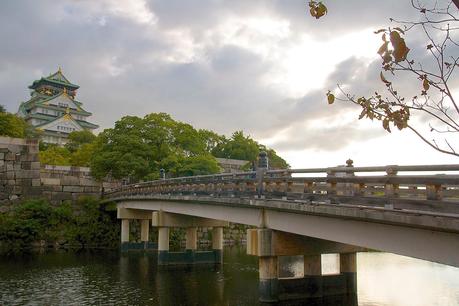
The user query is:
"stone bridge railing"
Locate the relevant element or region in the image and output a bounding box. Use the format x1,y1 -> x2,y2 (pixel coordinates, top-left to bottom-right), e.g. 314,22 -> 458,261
105,163 -> 459,215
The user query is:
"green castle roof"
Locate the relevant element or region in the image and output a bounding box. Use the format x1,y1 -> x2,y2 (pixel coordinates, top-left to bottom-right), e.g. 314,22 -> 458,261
28,68 -> 79,90
34,112 -> 99,130
20,91 -> 92,116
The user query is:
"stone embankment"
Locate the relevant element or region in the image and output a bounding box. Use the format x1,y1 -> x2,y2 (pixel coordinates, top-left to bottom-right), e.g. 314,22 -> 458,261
0,137 -> 119,211
0,136 -> 248,243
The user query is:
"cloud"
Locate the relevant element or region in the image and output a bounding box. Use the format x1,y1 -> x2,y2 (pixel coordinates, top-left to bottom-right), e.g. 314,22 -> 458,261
0,0 -> 455,165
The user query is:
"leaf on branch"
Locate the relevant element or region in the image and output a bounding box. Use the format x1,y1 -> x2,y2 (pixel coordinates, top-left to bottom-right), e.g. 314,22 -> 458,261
423,78 -> 430,91
326,91 -> 335,104
390,31 -> 410,62
374,29 -> 386,34
383,118 -> 391,132
309,1 -> 327,19
393,27 -> 405,34
380,72 -> 391,85
377,42 -> 389,56
427,44 -> 433,50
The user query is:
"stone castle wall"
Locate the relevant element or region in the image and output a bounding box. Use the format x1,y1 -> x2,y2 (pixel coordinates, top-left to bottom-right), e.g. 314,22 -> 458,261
40,165 -> 119,204
0,137 -> 120,210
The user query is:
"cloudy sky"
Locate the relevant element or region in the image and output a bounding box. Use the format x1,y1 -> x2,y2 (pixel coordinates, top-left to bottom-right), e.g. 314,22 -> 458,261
0,0 -> 458,168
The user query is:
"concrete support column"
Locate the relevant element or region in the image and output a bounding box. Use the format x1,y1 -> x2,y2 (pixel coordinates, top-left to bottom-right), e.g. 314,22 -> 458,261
304,254 -> 323,298
340,253 -> 357,296
158,227 -> 170,265
185,227 -> 198,263
340,253 -> 356,273
304,254 -> 322,276
186,227 -> 197,250
121,219 -> 130,243
140,219 -> 150,242
259,256 -> 279,303
212,227 -> 223,263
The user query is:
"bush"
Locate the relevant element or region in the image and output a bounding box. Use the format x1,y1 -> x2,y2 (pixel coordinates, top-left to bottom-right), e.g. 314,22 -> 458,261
0,197 -> 120,253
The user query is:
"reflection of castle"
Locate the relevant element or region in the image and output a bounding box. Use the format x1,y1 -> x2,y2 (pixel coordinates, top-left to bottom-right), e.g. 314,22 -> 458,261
17,68 -> 98,145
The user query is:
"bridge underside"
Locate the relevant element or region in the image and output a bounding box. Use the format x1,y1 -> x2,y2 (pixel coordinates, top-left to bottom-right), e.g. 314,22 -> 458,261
116,196 -> 459,267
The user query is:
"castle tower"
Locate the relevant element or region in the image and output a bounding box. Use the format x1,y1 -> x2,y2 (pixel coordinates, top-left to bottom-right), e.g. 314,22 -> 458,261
17,67 -> 98,145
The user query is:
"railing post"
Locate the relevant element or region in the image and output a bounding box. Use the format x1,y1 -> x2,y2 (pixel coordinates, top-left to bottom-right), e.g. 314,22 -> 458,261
304,181 -> 314,194
257,151 -> 268,198
326,170 -> 337,195
385,166 -> 399,209
426,184 -> 442,200
344,159 -> 355,196
353,183 -> 365,196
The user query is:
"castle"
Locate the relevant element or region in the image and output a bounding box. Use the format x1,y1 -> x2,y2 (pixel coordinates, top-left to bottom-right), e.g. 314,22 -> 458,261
17,68 -> 98,144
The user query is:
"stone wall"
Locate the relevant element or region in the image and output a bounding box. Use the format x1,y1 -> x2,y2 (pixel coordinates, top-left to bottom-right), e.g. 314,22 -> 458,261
0,136 -> 120,208
41,165 -> 120,204
198,223 -> 249,244
0,137 -> 41,211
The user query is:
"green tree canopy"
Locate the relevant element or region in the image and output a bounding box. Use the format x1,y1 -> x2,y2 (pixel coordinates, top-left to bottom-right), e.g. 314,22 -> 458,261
0,112 -> 28,138
212,131 -> 289,169
39,146 -> 71,166
65,130 -> 97,153
90,113 -> 222,180
212,131 -> 259,161
89,113 -> 288,181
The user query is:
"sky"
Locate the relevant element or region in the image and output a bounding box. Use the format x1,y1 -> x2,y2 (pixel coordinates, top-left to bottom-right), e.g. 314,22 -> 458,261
0,0 -> 458,168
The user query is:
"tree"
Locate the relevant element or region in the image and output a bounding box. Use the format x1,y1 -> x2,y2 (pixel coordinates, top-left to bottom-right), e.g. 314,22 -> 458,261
309,1 -> 459,157
90,113 -> 289,180
65,130 -> 97,153
212,131 -> 289,169
173,122 -> 206,156
70,143 -> 96,167
39,146 -> 71,165
212,131 -> 260,161
90,113 -> 221,180
0,112 -> 28,138
198,129 -> 227,153
90,116 -> 153,180
176,154 -> 220,176
261,146 -> 290,169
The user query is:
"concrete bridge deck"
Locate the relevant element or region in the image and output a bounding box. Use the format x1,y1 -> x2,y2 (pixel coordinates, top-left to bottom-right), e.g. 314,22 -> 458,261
104,161 -> 459,302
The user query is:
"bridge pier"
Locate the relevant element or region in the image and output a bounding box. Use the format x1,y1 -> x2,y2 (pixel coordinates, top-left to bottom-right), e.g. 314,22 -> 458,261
158,227 -> 170,265
259,255 -> 279,303
185,227 -> 197,262
152,211 -> 228,265
121,219 -> 130,243
118,208 -> 156,251
248,228 -> 361,304
212,227 -> 223,264
340,252 -> 357,297
140,219 -> 150,242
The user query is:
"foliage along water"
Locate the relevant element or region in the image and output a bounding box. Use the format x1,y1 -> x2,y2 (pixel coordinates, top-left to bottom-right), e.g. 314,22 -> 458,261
0,247 -> 458,306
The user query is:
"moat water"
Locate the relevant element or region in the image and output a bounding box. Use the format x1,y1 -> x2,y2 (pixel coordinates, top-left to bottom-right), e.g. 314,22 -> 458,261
0,247 -> 458,306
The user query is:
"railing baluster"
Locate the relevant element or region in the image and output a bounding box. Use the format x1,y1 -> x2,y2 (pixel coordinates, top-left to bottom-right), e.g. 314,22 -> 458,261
426,184 -> 442,200
353,183 -> 365,196
326,170 -> 337,196
105,163 -> 459,215
304,181 -> 313,194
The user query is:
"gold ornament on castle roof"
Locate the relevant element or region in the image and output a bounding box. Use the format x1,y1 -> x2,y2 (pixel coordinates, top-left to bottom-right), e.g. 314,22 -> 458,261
63,106 -> 72,121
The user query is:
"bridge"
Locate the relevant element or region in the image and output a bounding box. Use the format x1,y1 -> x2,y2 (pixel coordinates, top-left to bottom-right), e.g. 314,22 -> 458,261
104,154 -> 459,303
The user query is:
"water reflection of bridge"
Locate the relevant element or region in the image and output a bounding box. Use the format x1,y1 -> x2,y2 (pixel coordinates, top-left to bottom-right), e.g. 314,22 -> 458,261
104,155 -> 459,303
